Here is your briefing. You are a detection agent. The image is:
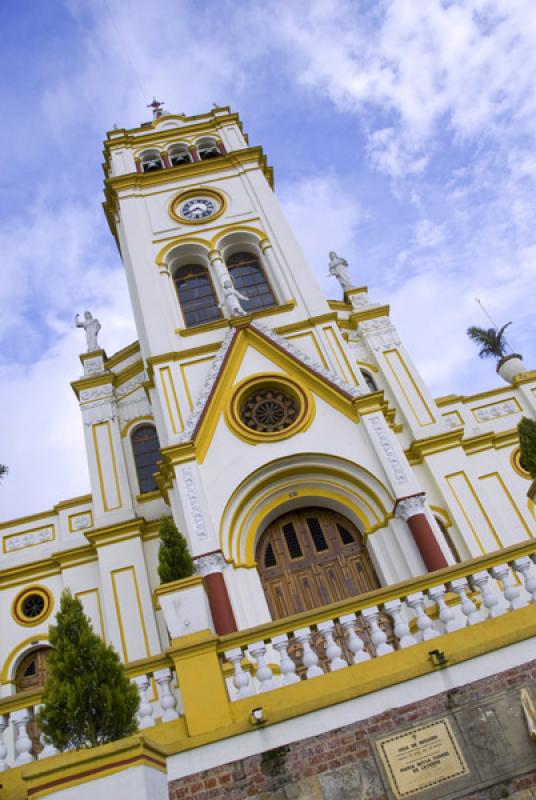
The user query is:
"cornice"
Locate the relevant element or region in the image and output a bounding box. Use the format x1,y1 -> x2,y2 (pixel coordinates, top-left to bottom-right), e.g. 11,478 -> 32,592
105,340 -> 141,370
406,429 -> 465,464
274,311 -> 338,335
338,304 -> 391,329
103,108 -> 239,150
176,300 -> 296,338
85,518 -> 145,548
71,372 -> 114,399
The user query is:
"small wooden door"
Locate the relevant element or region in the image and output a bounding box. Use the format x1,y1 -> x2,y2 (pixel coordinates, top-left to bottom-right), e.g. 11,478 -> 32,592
15,648 -> 51,756
256,508 -> 380,618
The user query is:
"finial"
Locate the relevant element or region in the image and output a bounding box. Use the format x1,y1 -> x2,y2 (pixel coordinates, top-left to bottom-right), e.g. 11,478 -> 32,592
147,97 -> 165,119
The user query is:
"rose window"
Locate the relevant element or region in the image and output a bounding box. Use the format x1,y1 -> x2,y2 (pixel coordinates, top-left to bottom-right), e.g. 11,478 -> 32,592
21,594 -> 46,619
240,388 -> 299,433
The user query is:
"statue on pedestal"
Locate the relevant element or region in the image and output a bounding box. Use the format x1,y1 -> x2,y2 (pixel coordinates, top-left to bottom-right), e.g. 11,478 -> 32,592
328,251 -> 353,292
220,279 -> 249,318
75,311 -> 101,352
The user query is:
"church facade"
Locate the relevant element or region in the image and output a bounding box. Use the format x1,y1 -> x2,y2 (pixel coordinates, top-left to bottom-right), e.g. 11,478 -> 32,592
0,106 -> 535,800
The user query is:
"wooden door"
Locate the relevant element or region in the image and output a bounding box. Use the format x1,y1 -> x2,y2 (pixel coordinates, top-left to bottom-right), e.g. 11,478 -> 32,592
15,648 -> 51,756
257,507 -> 380,619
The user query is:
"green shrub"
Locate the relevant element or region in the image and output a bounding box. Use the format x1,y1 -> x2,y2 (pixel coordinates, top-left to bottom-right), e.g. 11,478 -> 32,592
158,517 -> 194,584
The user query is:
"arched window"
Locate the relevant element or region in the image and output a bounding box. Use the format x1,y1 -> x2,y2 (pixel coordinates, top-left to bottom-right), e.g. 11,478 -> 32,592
174,264 -> 222,327
132,425 -> 161,494
168,144 -> 191,167
226,251 -> 275,313
360,369 -> 377,392
140,149 -> 163,172
197,138 -> 221,160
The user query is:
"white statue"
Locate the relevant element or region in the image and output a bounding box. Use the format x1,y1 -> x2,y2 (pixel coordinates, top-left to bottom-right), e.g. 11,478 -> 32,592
220,279 -> 249,318
75,311 -> 102,352
328,251 -> 353,292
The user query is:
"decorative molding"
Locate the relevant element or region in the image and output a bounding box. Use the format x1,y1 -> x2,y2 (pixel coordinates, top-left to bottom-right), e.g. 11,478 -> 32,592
355,316 -> 401,352
116,372 -> 147,399
4,526 -> 55,553
81,399 -> 116,426
178,329 -> 236,442
179,465 -> 209,540
194,551 -> 226,576
252,322 -> 361,398
366,413 -> 408,484
395,494 -> 426,521
118,388 -> 152,428
80,385 -> 113,402
82,355 -> 106,376
69,512 -> 93,532
473,399 -> 521,422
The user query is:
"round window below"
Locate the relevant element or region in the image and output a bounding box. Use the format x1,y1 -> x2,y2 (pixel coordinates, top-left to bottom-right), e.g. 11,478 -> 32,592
13,587 -> 53,626
511,447 -> 532,480
225,375 -> 314,444
240,387 -> 299,433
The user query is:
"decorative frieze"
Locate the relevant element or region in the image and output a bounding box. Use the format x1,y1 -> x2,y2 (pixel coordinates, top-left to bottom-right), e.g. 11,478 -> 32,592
365,413 -> 409,485
116,372 -> 146,399
68,512 -> 93,532
179,465 -> 209,540
4,525 -> 55,552
355,316 -> 401,352
472,399 -> 521,422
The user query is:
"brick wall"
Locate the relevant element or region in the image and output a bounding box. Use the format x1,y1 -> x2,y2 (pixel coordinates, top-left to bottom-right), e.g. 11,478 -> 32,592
168,659 -> 536,800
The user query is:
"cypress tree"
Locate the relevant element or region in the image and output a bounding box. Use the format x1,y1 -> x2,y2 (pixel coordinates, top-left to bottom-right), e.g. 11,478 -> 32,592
37,591 -> 139,750
518,417 -> 536,479
158,517 -> 194,584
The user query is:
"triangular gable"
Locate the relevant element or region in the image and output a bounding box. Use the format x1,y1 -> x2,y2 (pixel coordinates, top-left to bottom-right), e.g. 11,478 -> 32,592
177,322 -> 363,459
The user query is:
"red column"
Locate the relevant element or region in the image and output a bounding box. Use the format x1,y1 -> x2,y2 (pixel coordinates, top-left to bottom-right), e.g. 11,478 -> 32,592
134,157 -> 142,173
194,551 -> 237,635
217,140 -> 227,155
395,495 -> 448,572
161,151 -> 172,169
188,145 -> 200,162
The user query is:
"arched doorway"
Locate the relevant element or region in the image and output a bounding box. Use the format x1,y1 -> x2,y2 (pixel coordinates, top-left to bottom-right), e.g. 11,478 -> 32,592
256,507 -> 380,619
15,647 -> 51,756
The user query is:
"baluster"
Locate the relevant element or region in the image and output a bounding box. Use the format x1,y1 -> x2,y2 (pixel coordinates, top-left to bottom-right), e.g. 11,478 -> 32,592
154,668 -> 180,721
339,613 -> 370,663
224,647 -> 253,698
317,621 -> 347,670
470,570 -> 503,618
406,593 -> 439,640
427,585 -> 458,633
383,599 -> 417,648
272,634 -> 300,685
248,641 -> 275,692
12,708 -> 33,765
35,704 -> 59,759
449,578 -> 483,625
133,675 -> 155,728
361,607 -> 394,656
0,714 -> 9,771
512,557 -> 536,604
490,564 -> 525,611
294,627 -> 324,678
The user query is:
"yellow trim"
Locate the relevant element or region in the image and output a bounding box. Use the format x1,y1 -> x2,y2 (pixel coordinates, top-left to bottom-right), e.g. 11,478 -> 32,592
1,634 -> 50,684
156,235 -> 211,265
121,415 -> 155,438
105,340 -> 141,370
179,356 -> 213,411
159,365 -> 184,433
169,187 -> 227,225
12,585 -> 54,627
224,372 -> 315,446
92,421 -> 123,512
322,325 -> 356,383
429,505 -> 453,528
275,312 -> 338,336
511,446 -> 532,480
75,588 -> 105,638
176,300 -> 296,337
445,471 -> 502,552
208,223 -> 268,250
136,490 -> 162,504
478,471 -> 533,539
3,524 -> 55,554
383,348 -> 435,426
110,566 -> 150,662
285,330 -> 329,369
472,396 -> 522,420
406,430 -> 464,464
357,360 -> 379,374
442,409 -> 464,427
67,510 -> 94,533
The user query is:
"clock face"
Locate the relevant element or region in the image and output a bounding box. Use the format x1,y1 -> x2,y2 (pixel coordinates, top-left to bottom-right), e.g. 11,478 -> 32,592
179,196 -> 219,220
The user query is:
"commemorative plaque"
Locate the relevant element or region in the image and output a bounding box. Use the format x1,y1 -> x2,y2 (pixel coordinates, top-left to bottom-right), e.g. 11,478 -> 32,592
376,719 -> 469,798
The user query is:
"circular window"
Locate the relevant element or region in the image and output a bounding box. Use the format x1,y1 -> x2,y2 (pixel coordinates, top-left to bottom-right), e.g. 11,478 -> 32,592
241,387 -> 299,433
225,374 -> 314,444
13,587 -> 53,626
511,447 -> 532,480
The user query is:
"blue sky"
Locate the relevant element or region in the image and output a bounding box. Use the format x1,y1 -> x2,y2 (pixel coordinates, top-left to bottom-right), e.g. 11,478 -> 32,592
2,0 -> 536,519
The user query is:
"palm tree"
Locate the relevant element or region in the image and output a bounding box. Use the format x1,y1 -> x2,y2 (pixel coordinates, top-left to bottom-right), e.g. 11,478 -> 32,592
466,322 -> 513,362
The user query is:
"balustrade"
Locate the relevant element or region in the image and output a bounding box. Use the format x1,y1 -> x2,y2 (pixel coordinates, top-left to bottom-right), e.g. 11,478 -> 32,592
220,550 -> 536,701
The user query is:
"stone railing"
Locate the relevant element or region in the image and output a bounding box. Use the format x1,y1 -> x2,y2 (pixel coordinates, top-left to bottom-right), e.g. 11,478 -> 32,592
220,542 -> 536,700
0,655 -> 180,771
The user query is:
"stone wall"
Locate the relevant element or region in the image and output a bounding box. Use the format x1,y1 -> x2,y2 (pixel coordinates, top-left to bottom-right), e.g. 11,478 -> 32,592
168,659 -> 536,800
